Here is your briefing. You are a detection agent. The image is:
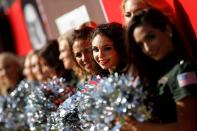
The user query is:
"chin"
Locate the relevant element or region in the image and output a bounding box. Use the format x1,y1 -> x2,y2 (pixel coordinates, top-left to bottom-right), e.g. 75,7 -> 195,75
65,65 -> 71,69
153,58 -> 160,61
85,68 -> 92,73
152,56 -> 161,61
156,56 -> 164,61
101,66 -> 108,70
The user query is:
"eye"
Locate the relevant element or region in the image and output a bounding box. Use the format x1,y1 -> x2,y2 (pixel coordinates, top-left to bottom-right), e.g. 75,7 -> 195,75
146,33 -> 156,42
103,46 -> 112,51
92,47 -> 99,52
43,62 -> 48,67
74,52 -> 82,58
124,12 -> 131,18
31,64 -> 36,68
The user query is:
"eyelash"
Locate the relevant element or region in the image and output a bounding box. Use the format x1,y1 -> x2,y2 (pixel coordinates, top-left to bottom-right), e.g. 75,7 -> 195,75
146,34 -> 156,41
103,47 -> 112,51
124,12 -> 131,17
92,46 -> 112,52
92,47 -> 99,52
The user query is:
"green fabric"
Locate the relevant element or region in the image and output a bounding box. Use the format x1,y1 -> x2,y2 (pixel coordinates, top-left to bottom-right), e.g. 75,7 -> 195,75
150,60 -> 197,123
159,60 -> 197,101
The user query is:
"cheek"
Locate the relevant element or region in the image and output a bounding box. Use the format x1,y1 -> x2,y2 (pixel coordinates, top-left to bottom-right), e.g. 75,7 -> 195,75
31,68 -> 35,73
64,58 -> 70,64
23,69 -> 27,75
108,48 -> 117,57
34,66 -> 40,73
42,66 -> 47,73
141,48 -> 149,55
75,58 -> 81,65
32,67 -> 37,73
111,54 -> 119,64
24,68 -> 30,74
125,17 -> 131,26
93,52 -> 98,61
64,52 -> 71,58
59,52 -> 65,59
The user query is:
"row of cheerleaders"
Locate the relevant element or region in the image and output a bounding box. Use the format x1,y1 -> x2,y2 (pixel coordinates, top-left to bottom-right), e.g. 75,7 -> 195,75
0,73 -> 152,130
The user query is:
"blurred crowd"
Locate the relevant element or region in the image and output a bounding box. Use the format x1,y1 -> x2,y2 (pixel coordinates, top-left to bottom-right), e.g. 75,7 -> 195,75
0,0 -> 197,131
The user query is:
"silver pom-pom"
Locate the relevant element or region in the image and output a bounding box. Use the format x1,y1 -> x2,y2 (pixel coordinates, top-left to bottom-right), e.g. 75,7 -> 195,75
77,73 -> 152,130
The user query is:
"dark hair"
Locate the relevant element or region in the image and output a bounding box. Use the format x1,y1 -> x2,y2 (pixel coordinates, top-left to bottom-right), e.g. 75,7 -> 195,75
91,22 -> 128,73
127,9 -> 188,84
39,39 -> 66,77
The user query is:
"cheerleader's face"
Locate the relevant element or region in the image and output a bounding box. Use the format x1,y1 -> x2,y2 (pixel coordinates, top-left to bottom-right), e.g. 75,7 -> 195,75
72,39 -> 96,73
31,54 -> 44,81
0,60 -> 19,91
133,24 -> 174,61
23,56 -> 35,81
39,57 -> 56,80
123,0 -> 148,26
92,34 -> 119,73
58,40 -> 75,70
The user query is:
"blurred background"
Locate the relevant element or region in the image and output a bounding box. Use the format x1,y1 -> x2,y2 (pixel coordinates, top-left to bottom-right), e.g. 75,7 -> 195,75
0,0 -> 196,56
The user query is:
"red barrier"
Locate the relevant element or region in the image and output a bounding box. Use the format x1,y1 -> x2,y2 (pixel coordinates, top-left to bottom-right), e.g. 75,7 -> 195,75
101,0 -> 197,36
6,0 -> 32,56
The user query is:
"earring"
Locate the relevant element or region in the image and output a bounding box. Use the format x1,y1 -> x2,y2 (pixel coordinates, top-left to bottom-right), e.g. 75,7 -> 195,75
169,33 -> 173,37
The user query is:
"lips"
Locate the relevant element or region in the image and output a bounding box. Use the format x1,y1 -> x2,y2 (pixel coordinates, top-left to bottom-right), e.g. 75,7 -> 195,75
149,50 -> 156,56
148,47 -> 160,60
149,47 -> 159,57
154,48 -> 160,56
98,59 -> 109,66
84,63 -> 92,69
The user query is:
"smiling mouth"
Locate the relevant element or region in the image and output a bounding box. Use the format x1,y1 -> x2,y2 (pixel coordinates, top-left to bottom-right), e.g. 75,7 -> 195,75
84,63 -> 92,68
149,48 -> 159,56
149,51 -> 156,56
99,59 -> 109,66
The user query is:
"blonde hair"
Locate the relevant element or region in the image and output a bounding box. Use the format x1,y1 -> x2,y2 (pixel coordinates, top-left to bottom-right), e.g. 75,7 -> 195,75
72,21 -> 98,82
58,30 -> 83,80
0,52 -> 21,68
0,52 -> 23,95
121,0 -> 175,22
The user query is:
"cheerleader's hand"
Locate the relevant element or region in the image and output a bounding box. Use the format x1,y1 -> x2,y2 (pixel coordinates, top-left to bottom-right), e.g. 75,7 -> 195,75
120,116 -> 137,131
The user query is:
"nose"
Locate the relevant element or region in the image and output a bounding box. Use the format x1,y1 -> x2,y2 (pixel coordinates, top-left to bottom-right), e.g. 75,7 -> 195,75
0,69 -> 6,76
98,50 -> 104,59
143,42 -> 151,53
131,12 -> 135,19
59,52 -> 64,60
81,53 -> 89,62
23,68 -> 27,76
